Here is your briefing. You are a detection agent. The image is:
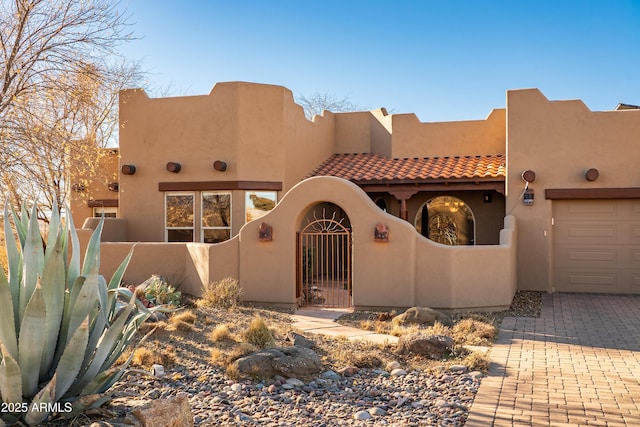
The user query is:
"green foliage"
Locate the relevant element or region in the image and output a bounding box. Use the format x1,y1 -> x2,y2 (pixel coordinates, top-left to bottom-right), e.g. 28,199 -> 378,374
242,316 -> 274,349
143,275 -> 182,307
0,201 -> 165,426
200,277 -> 243,309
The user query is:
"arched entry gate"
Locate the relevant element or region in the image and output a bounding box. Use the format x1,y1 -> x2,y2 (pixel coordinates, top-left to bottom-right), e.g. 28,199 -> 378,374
296,211 -> 352,307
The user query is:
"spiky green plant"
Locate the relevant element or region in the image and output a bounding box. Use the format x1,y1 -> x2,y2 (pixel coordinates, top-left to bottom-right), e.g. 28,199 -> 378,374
0,202 -> 161,426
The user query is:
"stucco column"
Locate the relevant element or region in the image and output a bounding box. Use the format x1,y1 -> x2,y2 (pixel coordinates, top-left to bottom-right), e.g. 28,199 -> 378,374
388,189 -> 419,222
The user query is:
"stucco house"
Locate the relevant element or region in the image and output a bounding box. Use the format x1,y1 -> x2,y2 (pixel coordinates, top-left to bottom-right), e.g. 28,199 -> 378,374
71,82 -> 640,311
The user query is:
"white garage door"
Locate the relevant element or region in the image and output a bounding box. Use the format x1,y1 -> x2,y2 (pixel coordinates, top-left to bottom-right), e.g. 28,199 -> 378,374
553,199 -> 640,294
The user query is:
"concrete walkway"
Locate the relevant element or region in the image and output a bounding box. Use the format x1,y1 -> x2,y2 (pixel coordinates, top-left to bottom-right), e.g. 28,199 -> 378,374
467,293 -> 640,426
292,307 -> 399,345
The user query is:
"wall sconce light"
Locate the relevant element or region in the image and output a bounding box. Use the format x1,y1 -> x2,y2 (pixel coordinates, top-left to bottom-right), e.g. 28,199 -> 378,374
213,160 -> 228,172
258,222 -> 272,241
483,191 -> 493,203
523,188 -> 534,206
585,168 -> 599,181
374,223 -> 389,242
107,182 -> 119,192
166,162 -> 182,173
121,164 -> 136,175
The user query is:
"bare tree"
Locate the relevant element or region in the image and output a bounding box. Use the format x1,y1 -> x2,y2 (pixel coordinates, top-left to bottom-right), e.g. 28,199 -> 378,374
0,0 -> 140,219
295,91 -> 363,120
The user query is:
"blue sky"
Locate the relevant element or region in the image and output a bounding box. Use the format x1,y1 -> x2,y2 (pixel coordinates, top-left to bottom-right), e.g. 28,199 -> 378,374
118,0 -> 640,122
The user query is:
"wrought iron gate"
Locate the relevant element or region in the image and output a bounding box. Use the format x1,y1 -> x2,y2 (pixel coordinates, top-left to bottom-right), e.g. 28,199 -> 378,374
297,212 -> 352,307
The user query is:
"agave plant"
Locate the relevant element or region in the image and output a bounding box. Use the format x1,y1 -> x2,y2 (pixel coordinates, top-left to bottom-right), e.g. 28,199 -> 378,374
0,202 -> 161,426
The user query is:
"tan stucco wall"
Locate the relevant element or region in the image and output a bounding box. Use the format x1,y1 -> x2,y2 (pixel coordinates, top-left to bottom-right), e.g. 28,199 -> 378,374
390,108 -> 506,158
506,89 -> 640,291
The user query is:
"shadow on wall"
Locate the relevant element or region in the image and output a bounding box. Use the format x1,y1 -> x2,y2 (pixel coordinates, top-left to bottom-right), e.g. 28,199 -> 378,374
79,177 -> 517,311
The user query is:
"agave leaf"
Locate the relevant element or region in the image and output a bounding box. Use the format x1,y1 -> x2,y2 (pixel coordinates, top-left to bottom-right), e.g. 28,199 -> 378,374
0,272 -> 17,361
76,365 -> 122,397
54,317 -> 89,401
39,235 -> 66,380
81,217 -> 104,277
65,275 -> 99,348
67,296 -> 136,396
106,247 -> 135,319
0,342 -> 22,404
83,313 -> 106,370
4,203 -> 21,331
23,375 -> 55,426
96,275 -> 109,325
45,201 -> 61,262
19,204 -> 45,320
18,284 -> 47,397
54,275 -> 85,365
65,207 -> 80,292
10,203 -> 27,248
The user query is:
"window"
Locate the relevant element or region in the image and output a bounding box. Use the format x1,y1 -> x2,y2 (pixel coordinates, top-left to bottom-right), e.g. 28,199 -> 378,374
245,191 -> 277,223
165,192 -> 194,242
202,192 -> 231,243
93,207 -> 117,218
415,196 -> 475,245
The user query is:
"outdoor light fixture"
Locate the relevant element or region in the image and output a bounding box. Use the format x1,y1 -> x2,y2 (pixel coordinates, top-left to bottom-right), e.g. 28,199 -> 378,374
374,223 -> 389,242
121,164 -> 136,175
258,222 -> 272,241
585,168 -> 599,181
166,162 -> 182,173
521,170 -> 535,206
107,182 -> 119,192
213,160 -> 228,172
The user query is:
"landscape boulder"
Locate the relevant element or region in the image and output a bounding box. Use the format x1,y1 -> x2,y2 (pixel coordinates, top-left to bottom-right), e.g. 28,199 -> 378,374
286,331 -> 316,349
127,395 -> 193,427
230,346 -> 322,379
392,307 -> 452,327
397,333 -> 455,359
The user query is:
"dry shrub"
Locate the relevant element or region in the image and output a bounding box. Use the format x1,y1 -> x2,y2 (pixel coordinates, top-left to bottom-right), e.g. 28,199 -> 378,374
360,320 -> 375,331
209,323 -> 235,342
167,319 -> 194,333
242,315 -> 274,348
199,277 -> 243,309
390,322 -> 420,337
460,351 -> 490,372
353,353 -> 383,369
131,345 -> 176,368
138,321 -> 169,336
452,318 -> 497,346
171,310 -> 197,324
425,321 -> 452,336
210,343 -> 257,367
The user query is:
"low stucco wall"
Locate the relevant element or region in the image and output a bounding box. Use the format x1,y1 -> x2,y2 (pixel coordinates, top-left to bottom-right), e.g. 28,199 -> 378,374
84,177 -> 516,310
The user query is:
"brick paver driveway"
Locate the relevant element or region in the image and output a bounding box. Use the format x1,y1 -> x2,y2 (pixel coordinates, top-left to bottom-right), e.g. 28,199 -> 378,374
466,293 -> 640,426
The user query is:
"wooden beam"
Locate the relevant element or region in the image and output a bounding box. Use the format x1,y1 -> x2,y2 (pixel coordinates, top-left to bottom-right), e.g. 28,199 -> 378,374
159,181 -> 283,191
87,199 -> 118,207
545,187 -> 640,200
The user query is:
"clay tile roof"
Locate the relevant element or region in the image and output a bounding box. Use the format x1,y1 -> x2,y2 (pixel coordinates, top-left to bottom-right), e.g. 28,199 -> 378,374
307,153 -> 505,183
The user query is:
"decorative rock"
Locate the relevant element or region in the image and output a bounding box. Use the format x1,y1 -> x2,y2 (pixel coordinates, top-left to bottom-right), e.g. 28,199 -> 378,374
392,307 -> 453,327
386,360 -> 401,371
129,395 -> 193,427
285,378 -> 305,386
369,406 -> 387,416
286,331 -> 316,349
470,371 -> 484,379
320,370 -> 341,381
230,346 -> 322,379
448,364 -> 468,373
353,410 -> 372,421
390,368 -> 407,377
151,364 -> 165,378
230,383 -> 242,392
338,366 -> 359,377
397,333 -> 455,359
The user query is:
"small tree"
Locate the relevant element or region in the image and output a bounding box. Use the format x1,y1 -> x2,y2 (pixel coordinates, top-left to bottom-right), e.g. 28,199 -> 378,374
295,91 -> 363,120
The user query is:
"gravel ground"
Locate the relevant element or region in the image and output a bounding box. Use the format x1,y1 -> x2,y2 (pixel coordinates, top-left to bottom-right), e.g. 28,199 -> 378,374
37,291 -> 541,427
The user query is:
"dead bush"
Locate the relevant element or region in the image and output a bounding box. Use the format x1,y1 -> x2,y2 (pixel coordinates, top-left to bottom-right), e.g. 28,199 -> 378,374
199,277 -> 243,309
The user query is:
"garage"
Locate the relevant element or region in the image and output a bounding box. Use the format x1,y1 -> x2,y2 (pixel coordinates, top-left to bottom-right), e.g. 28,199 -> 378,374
553,199 -> 640,293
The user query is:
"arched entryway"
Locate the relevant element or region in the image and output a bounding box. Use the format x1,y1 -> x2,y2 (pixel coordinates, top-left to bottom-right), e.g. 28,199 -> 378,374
415,196 -> 475,245
296,203 -> 352,307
